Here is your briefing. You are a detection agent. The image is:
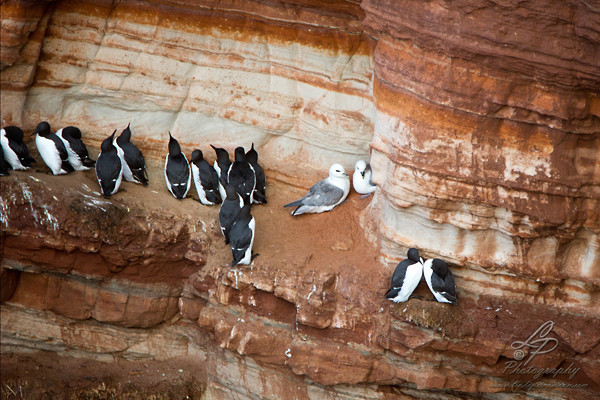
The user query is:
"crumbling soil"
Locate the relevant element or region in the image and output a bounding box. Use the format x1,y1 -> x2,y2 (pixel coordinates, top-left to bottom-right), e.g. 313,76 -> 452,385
1,352 -> 206,399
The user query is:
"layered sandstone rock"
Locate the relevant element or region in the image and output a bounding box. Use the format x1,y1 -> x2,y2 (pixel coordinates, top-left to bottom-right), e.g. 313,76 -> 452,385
1,0 -> 599,399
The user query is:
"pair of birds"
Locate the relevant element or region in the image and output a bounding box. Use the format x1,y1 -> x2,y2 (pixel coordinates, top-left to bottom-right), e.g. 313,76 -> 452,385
385,248 -> 457,304
95,125 -> 149,197
283,160 -> 376,216
1,122 -> 95,176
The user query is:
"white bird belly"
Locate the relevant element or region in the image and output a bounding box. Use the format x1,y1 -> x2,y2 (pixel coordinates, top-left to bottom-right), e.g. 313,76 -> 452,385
391,262 -> 423,303
36,135 -> 64,174
1,132 -> 27,170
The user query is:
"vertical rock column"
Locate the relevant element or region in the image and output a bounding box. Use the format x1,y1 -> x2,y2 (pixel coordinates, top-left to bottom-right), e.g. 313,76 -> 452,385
0,0 -> 55,126
362,0 -> 600,293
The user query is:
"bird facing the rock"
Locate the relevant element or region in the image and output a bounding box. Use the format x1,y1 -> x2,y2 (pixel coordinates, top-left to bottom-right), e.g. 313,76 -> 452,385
219,178 -> 244,244
56,126 -> 95,170
210,144 -> 231,200
227,146 -> 256,205
164,132 -> 191,200
190,149 -> 222,205
114,123 -> 149,186
245,143 -> 267,204
95,130 -> 123,197
385,248 -> 423,303
33,121 -> 75,175
284,163 -> 350,215
230,203 -> 256,266
423,258 -> 457,304
1,126 -> 36,170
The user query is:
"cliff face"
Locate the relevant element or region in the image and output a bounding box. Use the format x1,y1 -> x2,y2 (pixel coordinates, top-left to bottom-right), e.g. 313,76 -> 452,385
1,0 -> 599,399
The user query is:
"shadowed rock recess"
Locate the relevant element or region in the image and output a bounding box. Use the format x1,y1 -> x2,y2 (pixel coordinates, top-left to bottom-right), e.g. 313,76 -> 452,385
1,0 -> 599,398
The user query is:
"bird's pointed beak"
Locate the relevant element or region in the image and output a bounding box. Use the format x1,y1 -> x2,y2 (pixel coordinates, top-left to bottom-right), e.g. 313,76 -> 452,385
360,171 -> 365,178
343,172 -> 349,177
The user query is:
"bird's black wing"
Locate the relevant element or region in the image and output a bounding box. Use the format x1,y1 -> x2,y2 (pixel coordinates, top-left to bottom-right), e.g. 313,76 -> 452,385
96,153 -> 122,194
9,139 -> 35,166
229,163 -> 255,202
166,156 -> 189,184
230,218 -> 253,249
124,143 -> 148,184
230,216 -> 253,264
430,272 -> 447,293
252,162 -> 267,203
386,259 -> 410,293
199,161 -> 220,191
443,271 -> 456,297
219,200 -> 241,243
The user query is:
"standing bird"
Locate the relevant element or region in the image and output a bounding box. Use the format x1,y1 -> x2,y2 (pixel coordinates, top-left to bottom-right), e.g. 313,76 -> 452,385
219,179 -> 243,244
245,143 -> 267,204
284,163 -> 350,216
0,143 -> 10,176
230,203 -> 256,266
164,132 -> 191,199
385,248 -> 424,303
114,123 -> 149,186
423,258 -> 457,304
1,126 -> 36,170
353,160 -> 376,197
190,149 -> 221,205
95,130 -> 123,197
33,121 -> 74,175
228,147 -> 256,205
56,126 -> 95,170
211,144 -> 231,200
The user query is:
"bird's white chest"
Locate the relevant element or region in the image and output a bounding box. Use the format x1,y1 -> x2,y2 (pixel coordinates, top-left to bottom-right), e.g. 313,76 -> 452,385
36,135 -> 62,173
1,132 -> 24,169
353,171 -> 375,194
392,262 -> 423,303
328,176 -> 350,204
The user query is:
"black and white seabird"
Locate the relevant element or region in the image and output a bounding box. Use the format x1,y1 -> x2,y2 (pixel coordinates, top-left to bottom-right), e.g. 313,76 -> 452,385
423,258 -> 457,304
228,147 -> 256,205
190,149 -> 221,205
353,160 -> 376,197
114,123 -> 149,186
219,178 -> 243,244
385,248 -> 424,303
0,143 -> 10,176
245,143 -> 267,204
1,126 -> 36,170
164,132 -> 191,200
230,203 -> 256,266
95,130 -> 123,198
284,163 -> 350,215
33,121 -> 75,175
56,126 -> 95,170
210,144 -> 231,200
